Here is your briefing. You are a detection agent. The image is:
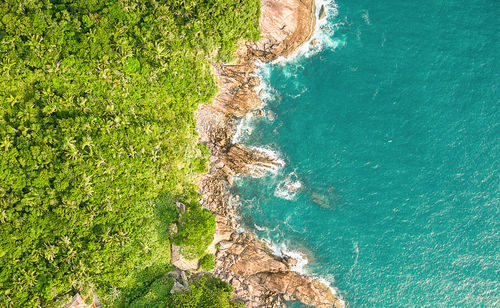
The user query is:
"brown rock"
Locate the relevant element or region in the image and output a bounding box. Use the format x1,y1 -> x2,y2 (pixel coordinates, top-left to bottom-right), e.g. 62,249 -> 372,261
171,243 -> 199,271
267,110 -> 275,121
253,108 -> 265,117
222,166 -> 234,174
195,0 -> 345,307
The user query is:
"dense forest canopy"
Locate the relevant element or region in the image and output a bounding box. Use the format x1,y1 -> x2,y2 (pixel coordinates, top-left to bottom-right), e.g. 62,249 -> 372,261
0,0 -> 259,306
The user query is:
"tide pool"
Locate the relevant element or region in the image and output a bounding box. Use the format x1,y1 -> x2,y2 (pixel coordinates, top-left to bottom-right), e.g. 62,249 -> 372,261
234,0 -> 499,306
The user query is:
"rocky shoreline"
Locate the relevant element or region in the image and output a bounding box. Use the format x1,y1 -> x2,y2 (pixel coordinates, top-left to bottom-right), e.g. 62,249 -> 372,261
195,1 -> 343,307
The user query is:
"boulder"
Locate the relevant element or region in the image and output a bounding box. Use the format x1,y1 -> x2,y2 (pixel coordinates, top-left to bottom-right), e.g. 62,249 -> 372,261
170,281 -> 187,294
194,0 -> 345,307
319,5 -> 326,20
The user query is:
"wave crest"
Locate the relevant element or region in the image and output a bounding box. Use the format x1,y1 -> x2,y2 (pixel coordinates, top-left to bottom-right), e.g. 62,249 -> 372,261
274,171 -> 303,200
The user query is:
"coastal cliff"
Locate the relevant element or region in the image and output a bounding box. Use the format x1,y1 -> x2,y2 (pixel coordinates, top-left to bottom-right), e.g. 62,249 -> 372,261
196,1 -> 343,307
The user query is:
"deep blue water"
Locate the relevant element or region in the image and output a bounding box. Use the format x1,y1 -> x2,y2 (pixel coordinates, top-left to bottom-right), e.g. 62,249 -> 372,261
234,0 -> 499,306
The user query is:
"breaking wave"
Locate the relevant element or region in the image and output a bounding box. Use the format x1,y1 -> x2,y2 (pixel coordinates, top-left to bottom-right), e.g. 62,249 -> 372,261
274,171 -> 303,200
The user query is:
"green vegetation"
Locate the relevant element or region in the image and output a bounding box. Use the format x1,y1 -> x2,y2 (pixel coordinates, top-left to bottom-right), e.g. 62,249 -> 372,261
126,274 -> 242,308
128,275 -> 175,308
200,254 -> 216,271
173,208 -> 216,260
167,275 -> 243,308
0,0 -> 260,306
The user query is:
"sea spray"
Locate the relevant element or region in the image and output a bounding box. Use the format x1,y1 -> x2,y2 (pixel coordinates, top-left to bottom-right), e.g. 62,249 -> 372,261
274,0 -> 344,62
274,171 -> 303,201
246,146 -> 285,176
266,238 -> 346,306
231,0 -> 346,295
236,0 -> 500,305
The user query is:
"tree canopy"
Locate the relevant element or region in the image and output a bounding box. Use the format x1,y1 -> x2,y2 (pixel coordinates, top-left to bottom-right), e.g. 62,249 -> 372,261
173,208 -> 216,260
166,275 -> 243,308
0,0 -> 260,306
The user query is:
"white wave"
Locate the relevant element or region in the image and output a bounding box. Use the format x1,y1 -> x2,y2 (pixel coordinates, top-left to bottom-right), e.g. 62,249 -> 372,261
267,241 -> 311,274
274,171 -> 303,200
232,112 -> 255,143
317,276 -> 347,307
234,1 -> 348,145
246,146 -> 285,176
362,10 -> 371,25
254,63 -> 280,102
271,0 -> 345,64
253,223 -> 267,231
242,222 -> 347,307
347,241 -> 359,277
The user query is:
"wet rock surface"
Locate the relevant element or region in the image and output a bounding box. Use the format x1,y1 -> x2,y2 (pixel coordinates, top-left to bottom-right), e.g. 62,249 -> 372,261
196,1 -> 343,307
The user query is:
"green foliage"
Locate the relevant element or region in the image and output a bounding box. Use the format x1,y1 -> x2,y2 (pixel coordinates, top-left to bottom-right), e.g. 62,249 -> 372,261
128,275 -> 175,308
166,275 -> 243,308
0,0 -> 260,306
173,208 -> 216,260
200,254 -> 216,271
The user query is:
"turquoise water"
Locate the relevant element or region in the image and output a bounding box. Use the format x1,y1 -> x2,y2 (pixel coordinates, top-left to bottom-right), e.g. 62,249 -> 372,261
234,0 -> 499,306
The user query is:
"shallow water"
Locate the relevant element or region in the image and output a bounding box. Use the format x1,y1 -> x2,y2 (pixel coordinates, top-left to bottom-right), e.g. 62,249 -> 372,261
234,0 -> 499,306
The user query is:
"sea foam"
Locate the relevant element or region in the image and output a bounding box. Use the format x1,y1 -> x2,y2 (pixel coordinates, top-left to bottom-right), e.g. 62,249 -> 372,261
232,1 -> 347,301
274,171 -> 303,200
233,0 -> 344,294
247,146 -> 285,176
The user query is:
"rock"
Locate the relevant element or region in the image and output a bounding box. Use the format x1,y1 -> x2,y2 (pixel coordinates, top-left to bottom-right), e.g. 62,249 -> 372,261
227,175 -> 234,186
222,166 -> 234,175
319,5 -> 326,20
218,240 -> 233,250
252,108 -> 265,117
321,26 -> 329,30
194,0 -> 344,307
65,293 -> 91,308
267,110 -> 275,121
168,223 -> 177,236
171,243 -> 199,271
250,272 -> 339,308
170,281 -> 187,294
180,271 -> 188,286
175,201 -> 186,213
311,38 -> 318,46
166,269 -> 181,280
284,256 -> 298,266
311,192 -> 328,208
227,243 -> 246,256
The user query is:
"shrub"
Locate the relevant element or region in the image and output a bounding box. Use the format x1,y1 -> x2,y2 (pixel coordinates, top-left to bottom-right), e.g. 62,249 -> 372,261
200,254 -> 215,271
0,0 -> 259,306
166,275 -> 243,308
173,208 -> 216,260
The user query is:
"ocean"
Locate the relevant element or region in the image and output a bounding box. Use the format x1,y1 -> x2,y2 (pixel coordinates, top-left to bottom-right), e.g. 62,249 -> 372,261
232,0 -> 499,306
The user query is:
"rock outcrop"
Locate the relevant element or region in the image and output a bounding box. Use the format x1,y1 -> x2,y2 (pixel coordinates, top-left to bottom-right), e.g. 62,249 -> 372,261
213,232 -> 344,308
196,0 -> 343,307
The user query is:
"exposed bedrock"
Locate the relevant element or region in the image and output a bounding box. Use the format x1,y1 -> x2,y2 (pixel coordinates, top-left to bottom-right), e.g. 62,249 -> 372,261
196,0 -> 343,307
